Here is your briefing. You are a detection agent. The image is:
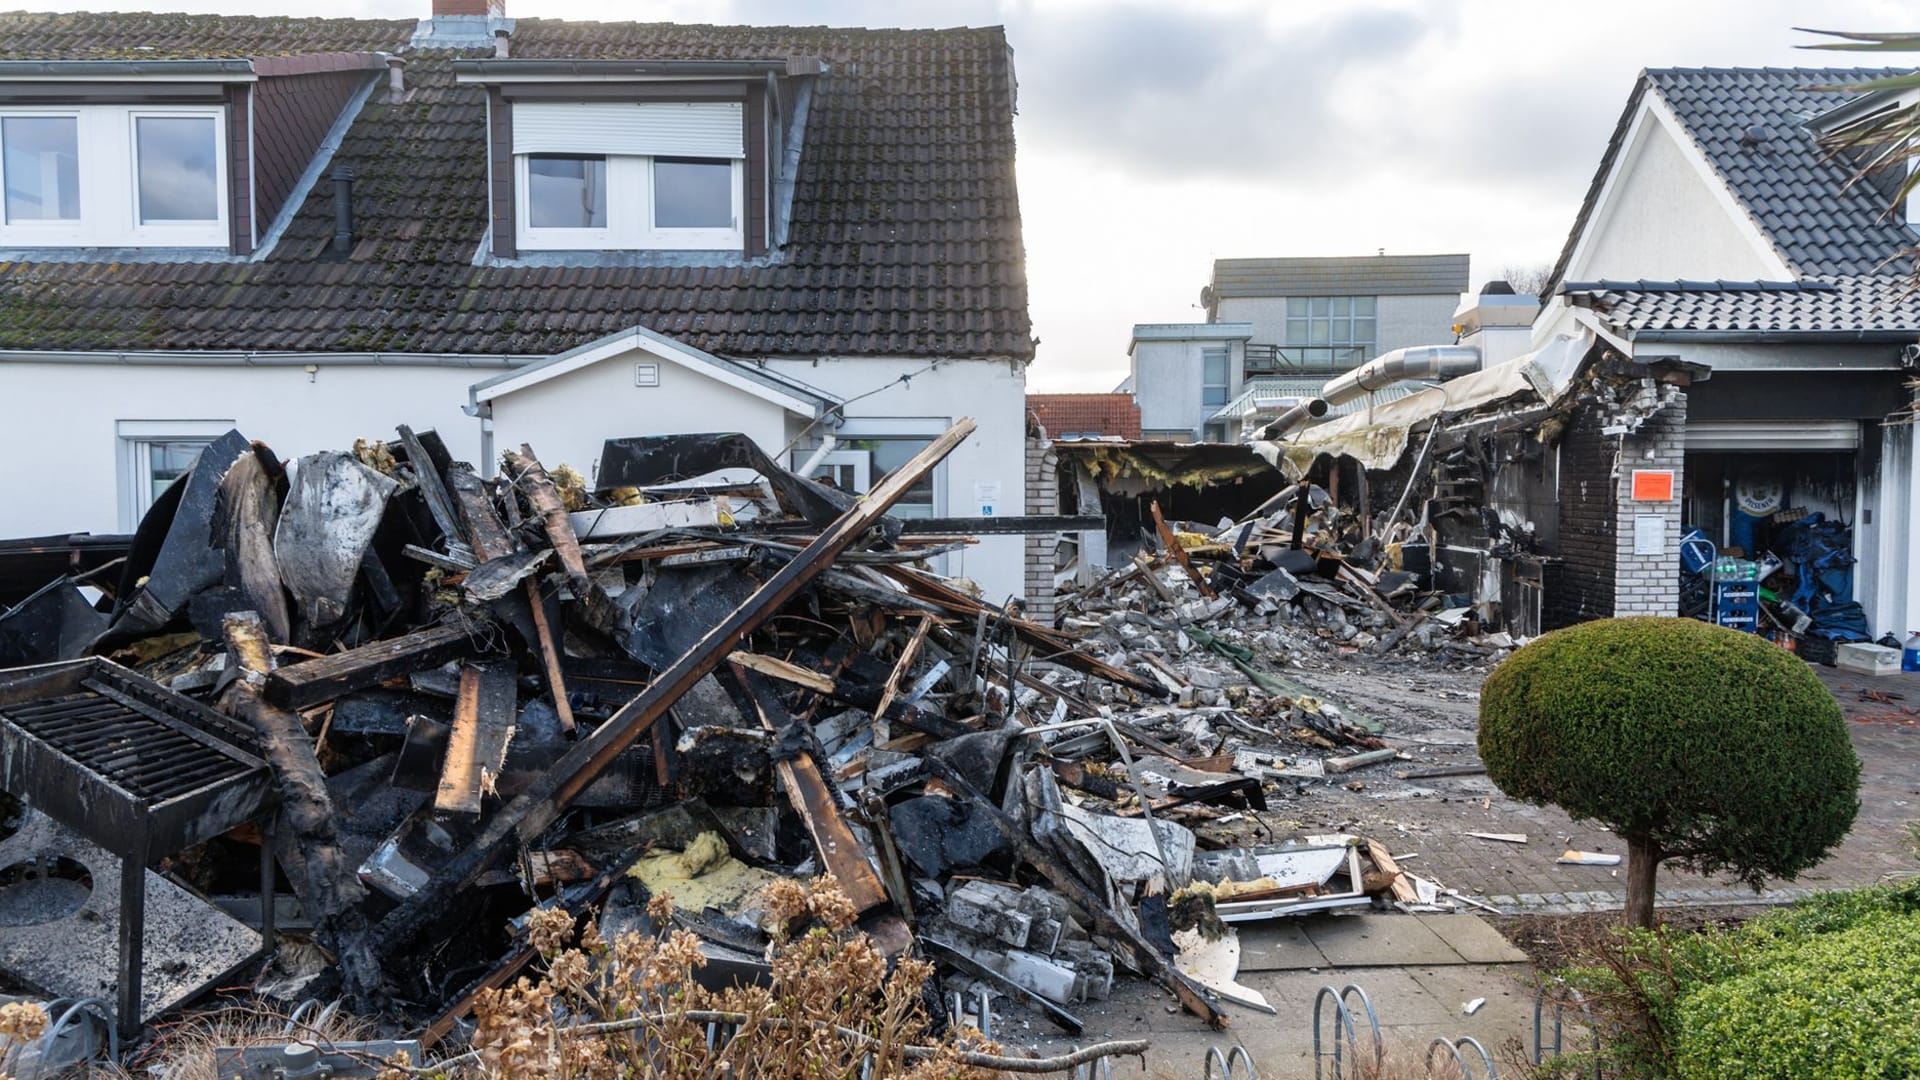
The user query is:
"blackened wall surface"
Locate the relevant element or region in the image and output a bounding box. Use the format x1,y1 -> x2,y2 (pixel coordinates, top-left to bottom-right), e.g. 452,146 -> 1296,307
1547,409 -> 1618,629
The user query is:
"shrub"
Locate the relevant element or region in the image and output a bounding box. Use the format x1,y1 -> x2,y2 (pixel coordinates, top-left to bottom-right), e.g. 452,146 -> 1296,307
1551,882 -> 1920,1077
1672,911 -> 1920,1079
1479,617 -> 1859,925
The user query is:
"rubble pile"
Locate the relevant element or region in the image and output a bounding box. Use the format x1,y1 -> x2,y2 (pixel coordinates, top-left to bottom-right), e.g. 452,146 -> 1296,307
0,419 -> 1495,1068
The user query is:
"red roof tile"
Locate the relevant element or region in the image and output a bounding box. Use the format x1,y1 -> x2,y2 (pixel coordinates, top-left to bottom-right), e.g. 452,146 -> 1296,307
1027,394 -> 1142,440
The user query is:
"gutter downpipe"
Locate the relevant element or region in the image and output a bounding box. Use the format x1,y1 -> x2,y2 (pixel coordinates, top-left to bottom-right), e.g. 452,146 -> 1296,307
1251,345 -> 1483,441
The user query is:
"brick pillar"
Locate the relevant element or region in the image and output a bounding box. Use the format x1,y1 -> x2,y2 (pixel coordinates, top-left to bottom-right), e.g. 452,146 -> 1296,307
1023,438 -> 1060,626
1611,385 -> 1687,617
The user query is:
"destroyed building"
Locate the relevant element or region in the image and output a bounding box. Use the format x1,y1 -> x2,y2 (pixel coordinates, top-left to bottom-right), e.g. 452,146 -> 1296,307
1533,66 -> 1920,641
0,3 -> 1037,603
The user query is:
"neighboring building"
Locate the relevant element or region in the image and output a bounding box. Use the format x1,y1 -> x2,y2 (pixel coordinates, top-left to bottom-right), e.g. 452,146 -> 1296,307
1125,254 -> 1468,443
1125,322 -> 1250,442
1027,393 -> 1142,441
1534,66 -> 1920,639
0,4 -> 1036,601
1202,253 -> 1470,373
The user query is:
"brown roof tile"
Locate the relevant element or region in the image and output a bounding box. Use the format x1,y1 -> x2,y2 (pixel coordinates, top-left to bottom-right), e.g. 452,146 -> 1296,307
1028,394 -> 1143,440
0,13 -> 1031,360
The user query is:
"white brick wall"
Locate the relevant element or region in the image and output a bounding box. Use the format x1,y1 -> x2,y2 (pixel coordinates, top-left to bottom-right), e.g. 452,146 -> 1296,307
1611,385 -> 1687,617
1023,439 -> 1060,625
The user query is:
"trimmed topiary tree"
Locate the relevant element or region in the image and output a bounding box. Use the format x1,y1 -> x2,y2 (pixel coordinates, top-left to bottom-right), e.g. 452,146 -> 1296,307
1478,617 -> 1859,927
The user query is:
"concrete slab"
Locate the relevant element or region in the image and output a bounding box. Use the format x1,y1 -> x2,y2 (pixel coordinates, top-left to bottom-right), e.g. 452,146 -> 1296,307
1415,914 -> 1530,964
1303,914 -> 1464,967
1234,917 -> 1327,971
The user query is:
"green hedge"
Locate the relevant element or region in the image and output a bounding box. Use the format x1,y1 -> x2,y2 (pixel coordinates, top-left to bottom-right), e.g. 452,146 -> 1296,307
1557,881 -> 1920,1077
1673,911 -> 1920,1079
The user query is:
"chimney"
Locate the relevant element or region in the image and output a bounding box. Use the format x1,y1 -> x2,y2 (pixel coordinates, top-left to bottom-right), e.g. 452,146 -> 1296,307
331,166 -> 354,258
494,27 -> 510,58
432,0 -> 504,14
385,55 -> 406,99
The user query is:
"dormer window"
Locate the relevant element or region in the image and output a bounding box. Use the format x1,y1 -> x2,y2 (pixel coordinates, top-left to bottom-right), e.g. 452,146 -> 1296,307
458,56 -> 828,261
511,102 -> 745,252
0,105 -> 226,247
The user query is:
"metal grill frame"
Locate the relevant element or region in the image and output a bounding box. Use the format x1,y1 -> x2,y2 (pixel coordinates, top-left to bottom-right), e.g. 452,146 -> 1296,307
0,657 -> 276,1039
0,658 -> 271,859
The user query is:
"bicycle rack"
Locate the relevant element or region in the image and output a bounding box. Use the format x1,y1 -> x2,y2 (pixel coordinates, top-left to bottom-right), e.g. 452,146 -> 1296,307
1311,983 -> 1381,1079
1425,1036 -> 1496,1079
1,997 -> 116,1080
1532,982 -> 1602,1077
946,984 -> 995,1040
1202,1043 -> 1259,1078
1073,1054 -> 1119,1079
284,998 -> 343,1038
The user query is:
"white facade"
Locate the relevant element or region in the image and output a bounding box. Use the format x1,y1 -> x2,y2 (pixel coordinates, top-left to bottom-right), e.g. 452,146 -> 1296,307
0,356 -> 493,536
1127,324 -> 1250,441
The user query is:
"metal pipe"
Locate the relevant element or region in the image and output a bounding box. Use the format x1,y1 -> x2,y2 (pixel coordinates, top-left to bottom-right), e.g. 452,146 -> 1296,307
330,166 -> 354,258
1318,344 -> 1481,405
1252,396 -> 1329,441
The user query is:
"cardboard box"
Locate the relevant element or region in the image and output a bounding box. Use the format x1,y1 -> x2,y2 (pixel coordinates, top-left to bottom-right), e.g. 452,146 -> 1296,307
1836,642 -> 1901,677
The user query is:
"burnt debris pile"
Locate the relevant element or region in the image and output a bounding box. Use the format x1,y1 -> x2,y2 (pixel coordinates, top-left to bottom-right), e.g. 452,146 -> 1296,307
0,420 -> 1483,1066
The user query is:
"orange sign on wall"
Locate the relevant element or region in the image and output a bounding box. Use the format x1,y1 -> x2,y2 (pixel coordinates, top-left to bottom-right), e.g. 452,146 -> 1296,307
1631,469 -> 1675,501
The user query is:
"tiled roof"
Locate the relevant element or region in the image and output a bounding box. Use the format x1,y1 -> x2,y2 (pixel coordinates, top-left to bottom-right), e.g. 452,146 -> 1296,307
0,13 -> 1032,360
1027,393 -> 1142,439
1565,275 -> 1920,335
1209,254 -> 1469,299
1547,67 -> 1917,296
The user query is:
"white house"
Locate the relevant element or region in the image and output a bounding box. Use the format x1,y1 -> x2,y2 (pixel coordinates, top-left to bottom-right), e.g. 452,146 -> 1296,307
0,4 -> 1036,602
1534,66 -> 1920,639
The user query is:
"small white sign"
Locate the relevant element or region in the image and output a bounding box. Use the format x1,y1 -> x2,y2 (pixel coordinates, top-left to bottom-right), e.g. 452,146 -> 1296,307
634,363 -> 660,387
1633,514 -> 1666,556
973,481 -> 1001,517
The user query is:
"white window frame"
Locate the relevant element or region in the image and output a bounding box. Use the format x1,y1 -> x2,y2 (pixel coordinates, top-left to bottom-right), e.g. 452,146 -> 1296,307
116,419 -> 234,530
515,153 -> 743,252
1200,346 -> 1231,409
0,104 -> 228,248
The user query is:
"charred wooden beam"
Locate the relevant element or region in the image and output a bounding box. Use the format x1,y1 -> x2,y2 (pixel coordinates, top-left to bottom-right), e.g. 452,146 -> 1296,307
435,663 -> 516,815
1151,500 -> 1215,600
370,419 -> 977,957
731,663 -> 891,915
879,566 -> 1168,699
264,622 -> 481,709
220,612 -> 384,1012
502,445 -> 591,593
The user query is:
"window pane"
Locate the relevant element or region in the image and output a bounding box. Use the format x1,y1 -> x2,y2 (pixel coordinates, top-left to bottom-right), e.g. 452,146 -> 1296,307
527,155 -> 607,228
2,116 -> 80,222
1284,318 -> 1309,346
1310,297 -> 1331,317
1352,317 -> 1376,345
1201,349 -> 1229,385
1309,318 -> 1330,345
1202,385 -> 1228,408
1354,296 -> 1376,315
1286,297 -> 1308,318
653,158 -> 732,229
136,116 -> 218,223
147,440 -> 208,503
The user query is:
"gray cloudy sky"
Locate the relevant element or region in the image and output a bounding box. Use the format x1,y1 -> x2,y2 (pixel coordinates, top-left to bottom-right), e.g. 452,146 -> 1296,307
61,0 -> 1917,388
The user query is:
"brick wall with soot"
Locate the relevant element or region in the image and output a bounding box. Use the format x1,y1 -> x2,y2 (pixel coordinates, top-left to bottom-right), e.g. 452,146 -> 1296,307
1546,408 -> 1617,629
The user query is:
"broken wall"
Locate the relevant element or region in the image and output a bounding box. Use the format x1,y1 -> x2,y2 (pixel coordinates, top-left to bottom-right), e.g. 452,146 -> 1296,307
1024,438 -> 1061,625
